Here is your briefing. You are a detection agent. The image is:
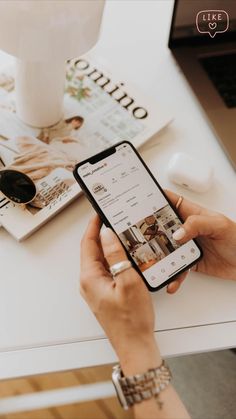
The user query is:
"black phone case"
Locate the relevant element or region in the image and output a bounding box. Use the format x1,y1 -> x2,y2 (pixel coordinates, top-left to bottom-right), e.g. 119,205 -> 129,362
73,140 -> 203,292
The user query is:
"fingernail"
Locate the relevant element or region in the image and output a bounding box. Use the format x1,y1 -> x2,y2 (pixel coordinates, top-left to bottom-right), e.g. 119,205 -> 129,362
167,283 -> 174,291
100,227 -> 115,242
172,227 -> 186,241
167,282 -> 177,293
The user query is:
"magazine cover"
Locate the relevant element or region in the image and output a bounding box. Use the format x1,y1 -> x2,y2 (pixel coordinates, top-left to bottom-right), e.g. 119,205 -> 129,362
0,51 -> 172,241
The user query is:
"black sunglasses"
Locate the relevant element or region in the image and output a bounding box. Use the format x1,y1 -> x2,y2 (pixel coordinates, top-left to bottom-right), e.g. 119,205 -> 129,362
0,170 -> 37,205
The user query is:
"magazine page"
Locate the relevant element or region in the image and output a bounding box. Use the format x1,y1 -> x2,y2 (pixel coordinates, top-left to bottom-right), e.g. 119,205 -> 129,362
0,51 -> 172,241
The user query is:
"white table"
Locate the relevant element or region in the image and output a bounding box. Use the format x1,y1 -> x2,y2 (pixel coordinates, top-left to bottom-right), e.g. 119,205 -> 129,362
0,0 -> 235,386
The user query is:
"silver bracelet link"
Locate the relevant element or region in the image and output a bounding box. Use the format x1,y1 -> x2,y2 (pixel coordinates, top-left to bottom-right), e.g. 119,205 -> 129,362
116,360 -> 172,409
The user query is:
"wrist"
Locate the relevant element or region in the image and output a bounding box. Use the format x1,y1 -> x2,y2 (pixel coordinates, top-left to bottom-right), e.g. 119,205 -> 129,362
116,335 -> 162,376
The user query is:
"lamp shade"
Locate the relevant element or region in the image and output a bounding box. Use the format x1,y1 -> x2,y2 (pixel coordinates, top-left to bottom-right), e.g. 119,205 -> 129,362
0,0 -> 105,127
0,0 -> 105,61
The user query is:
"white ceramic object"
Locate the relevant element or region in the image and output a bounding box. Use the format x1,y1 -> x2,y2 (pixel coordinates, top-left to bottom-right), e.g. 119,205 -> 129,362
167,152 -> 214,193
0,0 -> 105,127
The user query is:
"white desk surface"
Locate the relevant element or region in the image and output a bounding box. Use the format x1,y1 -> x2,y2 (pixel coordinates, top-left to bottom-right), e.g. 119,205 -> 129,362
0,0 -> 235,380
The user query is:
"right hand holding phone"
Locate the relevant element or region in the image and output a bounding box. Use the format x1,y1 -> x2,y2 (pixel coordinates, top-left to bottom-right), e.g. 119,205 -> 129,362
80,214 -> 164,375
166,190 -> 236,293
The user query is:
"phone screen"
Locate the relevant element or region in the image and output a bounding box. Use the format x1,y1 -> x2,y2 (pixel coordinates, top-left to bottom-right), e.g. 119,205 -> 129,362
76,142 -> 201,290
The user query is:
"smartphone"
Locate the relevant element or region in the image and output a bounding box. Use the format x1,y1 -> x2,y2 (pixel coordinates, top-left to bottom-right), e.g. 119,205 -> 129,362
73,141 -> 202,291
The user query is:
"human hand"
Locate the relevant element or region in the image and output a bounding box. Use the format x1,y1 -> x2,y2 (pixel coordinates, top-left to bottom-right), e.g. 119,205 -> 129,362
166,190 -> 236,293
80,215 -> 162,375
79,215 -> 192,418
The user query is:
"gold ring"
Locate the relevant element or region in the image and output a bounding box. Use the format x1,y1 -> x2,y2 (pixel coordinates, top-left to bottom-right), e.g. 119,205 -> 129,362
175,196 -> 183,210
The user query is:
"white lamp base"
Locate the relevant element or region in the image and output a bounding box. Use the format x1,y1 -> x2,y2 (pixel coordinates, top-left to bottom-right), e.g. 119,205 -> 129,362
15,59 -> 65,128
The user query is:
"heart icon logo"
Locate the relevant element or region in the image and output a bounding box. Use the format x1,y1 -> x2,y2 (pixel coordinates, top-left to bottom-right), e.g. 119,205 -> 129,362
209,22 -> 217,29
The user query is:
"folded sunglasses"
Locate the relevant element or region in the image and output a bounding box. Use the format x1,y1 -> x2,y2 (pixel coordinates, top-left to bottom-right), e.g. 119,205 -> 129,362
0,169 -> 37,205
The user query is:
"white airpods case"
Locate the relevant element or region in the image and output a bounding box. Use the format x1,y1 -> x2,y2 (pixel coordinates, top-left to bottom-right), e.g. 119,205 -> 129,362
167,152 -> 214,193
